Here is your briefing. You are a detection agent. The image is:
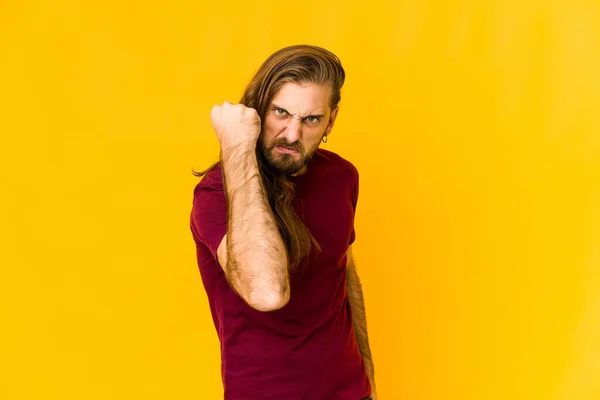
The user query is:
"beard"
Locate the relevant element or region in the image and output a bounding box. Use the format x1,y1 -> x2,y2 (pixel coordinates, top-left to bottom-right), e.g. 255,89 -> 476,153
258,136 -> 322,177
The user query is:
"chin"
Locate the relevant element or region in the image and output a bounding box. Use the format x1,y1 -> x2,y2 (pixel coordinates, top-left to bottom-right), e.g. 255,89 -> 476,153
270,158 -> 305,176
260,146 -> 306,176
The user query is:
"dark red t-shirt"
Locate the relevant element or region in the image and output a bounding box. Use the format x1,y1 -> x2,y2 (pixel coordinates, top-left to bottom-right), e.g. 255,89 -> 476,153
190,149 -> 371,400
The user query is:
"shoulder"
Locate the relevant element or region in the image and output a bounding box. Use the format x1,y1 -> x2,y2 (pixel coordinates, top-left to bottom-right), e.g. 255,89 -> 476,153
193,163 -> 224,196
314,148 -> 358,183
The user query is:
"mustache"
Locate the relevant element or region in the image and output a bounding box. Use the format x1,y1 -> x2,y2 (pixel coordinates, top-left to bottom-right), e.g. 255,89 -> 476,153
270,139 -> 303,152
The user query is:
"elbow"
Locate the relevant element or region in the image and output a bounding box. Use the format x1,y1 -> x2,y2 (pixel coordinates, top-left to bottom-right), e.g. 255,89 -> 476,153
227,255 -> 290,312
247,288 -> 290,312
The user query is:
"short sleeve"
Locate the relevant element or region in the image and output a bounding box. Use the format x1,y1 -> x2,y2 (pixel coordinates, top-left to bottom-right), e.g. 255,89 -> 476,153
348,168 -> 359,246
190,170 -> 228,261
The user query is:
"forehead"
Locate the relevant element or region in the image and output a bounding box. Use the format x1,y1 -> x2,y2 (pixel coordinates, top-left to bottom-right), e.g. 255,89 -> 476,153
270,82 -> 331,114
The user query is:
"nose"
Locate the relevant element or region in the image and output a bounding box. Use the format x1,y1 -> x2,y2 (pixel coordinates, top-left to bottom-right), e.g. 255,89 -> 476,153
283,115 -> 302,143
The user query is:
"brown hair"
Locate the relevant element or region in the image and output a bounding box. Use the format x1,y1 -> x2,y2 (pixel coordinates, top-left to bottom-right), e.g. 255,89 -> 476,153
193,44 -> 346,272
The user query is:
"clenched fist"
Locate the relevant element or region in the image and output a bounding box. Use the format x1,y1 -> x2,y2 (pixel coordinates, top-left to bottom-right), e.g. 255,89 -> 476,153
210,102 -> 262,152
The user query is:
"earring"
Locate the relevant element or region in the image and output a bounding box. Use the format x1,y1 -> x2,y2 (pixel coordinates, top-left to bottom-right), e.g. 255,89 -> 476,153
322,135 -> 328,143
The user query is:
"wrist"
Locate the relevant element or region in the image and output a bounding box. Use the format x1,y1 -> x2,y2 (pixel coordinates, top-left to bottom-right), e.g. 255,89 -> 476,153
220,135 -> 258,153
221,144 -> 260,186
222,141 -> 256,161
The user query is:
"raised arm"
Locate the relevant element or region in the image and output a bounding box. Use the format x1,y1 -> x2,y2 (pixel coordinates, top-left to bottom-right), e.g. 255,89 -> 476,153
211,102 -> 289,312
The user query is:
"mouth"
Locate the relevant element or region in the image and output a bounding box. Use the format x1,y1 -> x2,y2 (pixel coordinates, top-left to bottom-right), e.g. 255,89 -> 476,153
275,146 -> 300,155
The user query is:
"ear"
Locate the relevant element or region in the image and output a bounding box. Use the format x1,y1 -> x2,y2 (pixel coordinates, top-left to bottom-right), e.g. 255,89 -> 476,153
325,106 -> 339,136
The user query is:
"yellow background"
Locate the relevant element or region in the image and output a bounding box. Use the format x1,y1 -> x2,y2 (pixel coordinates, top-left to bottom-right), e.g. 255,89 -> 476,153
1,0 -> 599,399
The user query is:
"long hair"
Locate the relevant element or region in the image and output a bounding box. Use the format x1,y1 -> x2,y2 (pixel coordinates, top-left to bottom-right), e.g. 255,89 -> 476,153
193,44 -> 346,272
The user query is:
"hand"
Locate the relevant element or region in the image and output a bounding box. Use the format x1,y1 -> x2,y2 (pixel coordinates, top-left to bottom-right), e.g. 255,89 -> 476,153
210,102 -> 261,152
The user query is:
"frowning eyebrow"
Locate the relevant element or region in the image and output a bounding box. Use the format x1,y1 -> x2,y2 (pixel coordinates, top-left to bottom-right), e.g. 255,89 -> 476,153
270,104 -> 326,119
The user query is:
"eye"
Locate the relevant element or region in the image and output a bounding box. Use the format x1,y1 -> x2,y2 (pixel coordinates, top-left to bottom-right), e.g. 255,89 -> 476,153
304,116 -> 320,123
274,108 -> 287,116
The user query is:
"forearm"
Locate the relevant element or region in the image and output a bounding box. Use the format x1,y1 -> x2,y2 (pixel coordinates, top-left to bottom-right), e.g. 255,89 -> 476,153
346,262 -> 376,388
221,144 -> 289,311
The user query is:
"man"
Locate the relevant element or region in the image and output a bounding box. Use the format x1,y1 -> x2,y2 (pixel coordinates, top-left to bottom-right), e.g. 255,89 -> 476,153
190,44 -> 377,400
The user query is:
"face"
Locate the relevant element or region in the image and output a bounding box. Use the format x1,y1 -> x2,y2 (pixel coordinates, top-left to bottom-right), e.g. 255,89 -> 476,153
259,82 -> 339,176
